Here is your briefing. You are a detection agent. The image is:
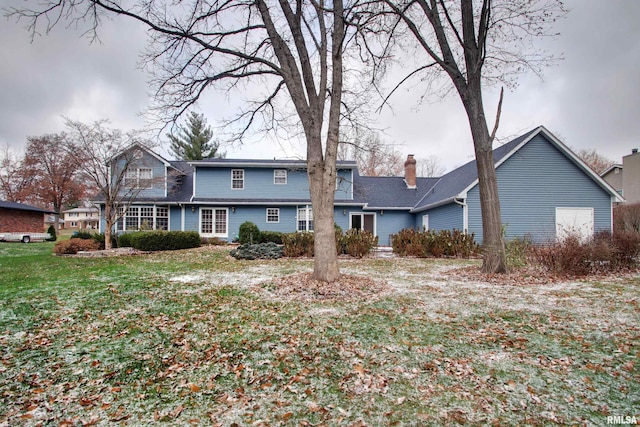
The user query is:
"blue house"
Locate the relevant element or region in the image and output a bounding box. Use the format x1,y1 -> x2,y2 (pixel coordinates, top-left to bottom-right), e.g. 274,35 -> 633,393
99,126 -> 622,244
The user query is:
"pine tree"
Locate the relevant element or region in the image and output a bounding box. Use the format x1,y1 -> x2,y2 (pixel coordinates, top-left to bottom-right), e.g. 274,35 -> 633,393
167,112 -> 225,160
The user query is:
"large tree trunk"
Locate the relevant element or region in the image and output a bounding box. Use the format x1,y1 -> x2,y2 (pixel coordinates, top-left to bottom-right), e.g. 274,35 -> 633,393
308,156 -> 340,283
462,88 -> 507,274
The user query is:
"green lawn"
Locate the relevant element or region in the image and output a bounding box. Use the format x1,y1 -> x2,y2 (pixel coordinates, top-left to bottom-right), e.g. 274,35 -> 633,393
0,242 -> 638,426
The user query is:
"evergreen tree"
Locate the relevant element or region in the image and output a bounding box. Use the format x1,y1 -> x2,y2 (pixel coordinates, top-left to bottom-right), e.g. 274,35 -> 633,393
167,112 -> 225,160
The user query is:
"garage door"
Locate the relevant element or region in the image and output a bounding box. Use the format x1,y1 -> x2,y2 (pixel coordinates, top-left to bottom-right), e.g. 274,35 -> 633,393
555,207 -> 594,242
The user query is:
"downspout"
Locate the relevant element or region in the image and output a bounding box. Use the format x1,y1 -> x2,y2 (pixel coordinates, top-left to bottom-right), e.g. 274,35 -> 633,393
454,198 -> 468,234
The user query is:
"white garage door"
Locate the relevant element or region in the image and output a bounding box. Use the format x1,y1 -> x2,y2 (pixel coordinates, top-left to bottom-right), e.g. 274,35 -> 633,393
555,207 -> 594,242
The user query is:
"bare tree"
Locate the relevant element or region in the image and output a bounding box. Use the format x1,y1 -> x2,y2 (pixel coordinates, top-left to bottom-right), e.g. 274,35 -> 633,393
0,145 -> 31,203
416,155 -> 445,177
575,148 -> 615,175
381,0 -> 566,273
22,134 -> 86,221
10,0 -> 380,281
64,119 -> 166,249
340,131 -> 404,176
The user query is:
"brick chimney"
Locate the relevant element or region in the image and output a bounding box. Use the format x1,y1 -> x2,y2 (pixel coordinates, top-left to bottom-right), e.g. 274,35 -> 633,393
404,154 -> 417,189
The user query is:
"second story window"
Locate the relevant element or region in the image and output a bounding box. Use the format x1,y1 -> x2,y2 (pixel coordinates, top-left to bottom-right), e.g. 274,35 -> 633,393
232,169 -> 244,189
274,169 -> 287,184
124,167 -> 153,189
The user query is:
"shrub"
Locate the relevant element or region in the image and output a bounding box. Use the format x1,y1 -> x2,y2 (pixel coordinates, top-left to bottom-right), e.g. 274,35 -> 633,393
531,230 -> 640,276
238,221 -> 261,245
46,225 -> 57,242
129,231 -> 201,251
117,232 -> 134,248
54,238 -> 100,255
230,242 -> 284,260
282,232 -> 314,257
73,230 -> 93,240
340,229 -> 378,258
259,231 -> 284,244
201,236 -> 227,246
505,235 -> 533,269
90,233 -> 107,249
391,228 -> 478,258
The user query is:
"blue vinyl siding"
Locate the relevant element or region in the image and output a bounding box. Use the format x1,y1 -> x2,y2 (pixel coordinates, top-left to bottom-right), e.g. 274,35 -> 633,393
183,208 -> 199,233
115,151 -> 166,198
376,211 -> 414,246
170,206 -> 182,231
194,167 -> 353,200
421,203 -> 464,232
467,134 -> 612,244
227,206 -> 298,241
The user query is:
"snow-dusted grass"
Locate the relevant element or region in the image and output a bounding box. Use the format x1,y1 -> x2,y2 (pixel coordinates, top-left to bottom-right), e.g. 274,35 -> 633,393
0,242 -> 638,426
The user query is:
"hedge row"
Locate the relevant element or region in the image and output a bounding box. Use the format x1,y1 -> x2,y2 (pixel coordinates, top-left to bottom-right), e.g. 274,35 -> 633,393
391,228 -> 478,258
117,231 -> 201,251
282,229 -> 378,258
531,230 -> 640,276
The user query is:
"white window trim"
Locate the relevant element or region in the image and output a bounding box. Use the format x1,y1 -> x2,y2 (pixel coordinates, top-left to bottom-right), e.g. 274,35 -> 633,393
231,169 -> 244,190
266,208 -> 280,223
200,207 -> 229,238
274,169 -> 287,185
349,212 -> 377,236
116,205 -> 170,232
125,167 -> 153,189
297,205 -> 313,232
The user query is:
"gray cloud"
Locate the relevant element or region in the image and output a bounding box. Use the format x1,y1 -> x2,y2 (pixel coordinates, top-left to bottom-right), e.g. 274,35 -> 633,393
1,0 -> 639,173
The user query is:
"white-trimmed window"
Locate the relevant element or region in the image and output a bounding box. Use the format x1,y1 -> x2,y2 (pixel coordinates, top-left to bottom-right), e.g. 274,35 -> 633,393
297,206 -> 313,232
124,167 -> 153,189
231,169 -> 244,189
266,208 -> 280,223
70,221 -> 77,227
201,208 -> 228,237
274,169 -> 287,184
117,205 -> 169,231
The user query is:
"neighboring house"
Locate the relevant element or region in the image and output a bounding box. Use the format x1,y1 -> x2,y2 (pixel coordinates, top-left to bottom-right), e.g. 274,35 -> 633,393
0,201 -> 55,234
62,207 -> 100,230
601,164 -> 624,198
622,149 -> 640,203
97,126 -> 622,245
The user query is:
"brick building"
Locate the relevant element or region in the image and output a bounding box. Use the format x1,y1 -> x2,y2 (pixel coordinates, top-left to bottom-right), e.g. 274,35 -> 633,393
0,201 -> 54,233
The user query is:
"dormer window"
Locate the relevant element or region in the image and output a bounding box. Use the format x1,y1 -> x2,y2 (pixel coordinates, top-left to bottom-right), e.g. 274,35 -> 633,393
231,169 -> 244,189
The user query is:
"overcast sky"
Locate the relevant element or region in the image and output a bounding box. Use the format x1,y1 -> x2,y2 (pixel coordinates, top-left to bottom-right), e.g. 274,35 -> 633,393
1,0 -> 639,173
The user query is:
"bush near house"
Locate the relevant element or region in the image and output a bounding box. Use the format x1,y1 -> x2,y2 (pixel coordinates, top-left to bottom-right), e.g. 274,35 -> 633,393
117,231 -> 201,251
230,242 -> 284,260
341,229 -> 378,258
532,230 -> 640,276
72,231 -> 111,249
53,238 -> 100,255
259,231 -> 284,245
391,228 -> 478,258
282,232 -> 314,257
238,221 -> 262,245
281,229 -> 378,258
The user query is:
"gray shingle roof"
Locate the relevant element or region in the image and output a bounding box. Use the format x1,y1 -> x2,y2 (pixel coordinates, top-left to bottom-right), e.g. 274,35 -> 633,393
353,171 -> 439,209
0,201 -> 56,214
